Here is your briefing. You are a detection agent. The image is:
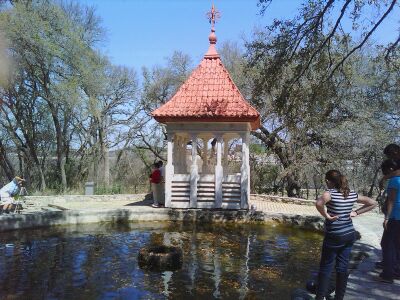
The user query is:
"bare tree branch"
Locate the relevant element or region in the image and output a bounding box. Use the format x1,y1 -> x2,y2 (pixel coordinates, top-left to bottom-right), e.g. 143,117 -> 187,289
328,0 -> 398,79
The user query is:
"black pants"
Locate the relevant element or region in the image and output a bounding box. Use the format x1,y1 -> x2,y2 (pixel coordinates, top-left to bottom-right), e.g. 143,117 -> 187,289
381,219 -> 400,279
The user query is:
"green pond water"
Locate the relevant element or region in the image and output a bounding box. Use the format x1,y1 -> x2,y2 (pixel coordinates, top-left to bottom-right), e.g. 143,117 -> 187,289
0,222 -> 323,299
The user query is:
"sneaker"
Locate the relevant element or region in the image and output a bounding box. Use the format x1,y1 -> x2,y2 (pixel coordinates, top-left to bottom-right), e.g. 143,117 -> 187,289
151,204 -> 160,208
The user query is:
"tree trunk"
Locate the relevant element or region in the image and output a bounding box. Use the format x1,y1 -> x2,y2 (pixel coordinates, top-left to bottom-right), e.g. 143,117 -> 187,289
252,127 -> 302,198
1,91 -> 47,190
0,159 -> 14,181
98,123 -> 110,186
368,168 -> 380,197
18,151 -> 23,177
103,143 -> 110,186
47,101 -> 67,191
286,173 -> 301,198
23,133 -> 47,190
0,140 -> 15,180
89,118 -> 98,184
313,174 -> 320,200
305,181 -> 309,200
38,168 -> 46,191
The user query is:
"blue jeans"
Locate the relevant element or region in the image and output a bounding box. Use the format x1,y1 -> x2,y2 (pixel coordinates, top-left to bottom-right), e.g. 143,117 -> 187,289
319,235 -> 354,275
316,233 -> 355,299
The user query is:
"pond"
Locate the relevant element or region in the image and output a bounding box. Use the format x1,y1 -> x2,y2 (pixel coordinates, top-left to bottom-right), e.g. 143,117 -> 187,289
0,222 -> 323,299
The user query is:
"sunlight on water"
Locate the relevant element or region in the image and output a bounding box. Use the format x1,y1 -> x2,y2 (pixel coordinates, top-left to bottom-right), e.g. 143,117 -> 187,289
0,222 -> 322,299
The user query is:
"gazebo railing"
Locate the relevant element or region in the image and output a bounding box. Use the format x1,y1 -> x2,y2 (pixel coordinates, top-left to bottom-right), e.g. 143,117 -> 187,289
222,174 -> 241,209
171,174 -> 190,208
197,174 -> 215,208
169,173 -> 242,209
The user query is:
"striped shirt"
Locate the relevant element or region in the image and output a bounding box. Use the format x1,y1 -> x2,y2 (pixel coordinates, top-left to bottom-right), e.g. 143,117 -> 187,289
325,189 -> 358,236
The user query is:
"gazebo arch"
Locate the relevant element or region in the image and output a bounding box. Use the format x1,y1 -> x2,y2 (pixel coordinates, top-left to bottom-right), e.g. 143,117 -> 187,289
152,5 -> 260,209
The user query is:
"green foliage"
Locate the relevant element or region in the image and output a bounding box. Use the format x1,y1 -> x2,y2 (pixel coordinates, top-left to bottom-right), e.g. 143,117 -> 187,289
0,0 -> 140,193
249,143 -> 266,154
251,162 -> 282,194
95,184 -> 122,195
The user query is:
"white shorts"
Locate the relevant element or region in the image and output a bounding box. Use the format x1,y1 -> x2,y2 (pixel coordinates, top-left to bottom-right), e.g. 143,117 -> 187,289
0,191 -> 14,205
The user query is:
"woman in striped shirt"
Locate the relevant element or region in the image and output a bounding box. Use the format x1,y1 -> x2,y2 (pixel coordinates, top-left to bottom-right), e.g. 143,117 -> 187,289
315,170 -> 376,300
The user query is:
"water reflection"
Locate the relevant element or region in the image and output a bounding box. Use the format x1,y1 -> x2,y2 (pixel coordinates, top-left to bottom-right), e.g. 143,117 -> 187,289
0,222 -> 322,299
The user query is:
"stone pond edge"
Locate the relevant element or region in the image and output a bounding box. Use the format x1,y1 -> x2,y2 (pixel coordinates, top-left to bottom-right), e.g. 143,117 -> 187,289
0,208 -> 324,232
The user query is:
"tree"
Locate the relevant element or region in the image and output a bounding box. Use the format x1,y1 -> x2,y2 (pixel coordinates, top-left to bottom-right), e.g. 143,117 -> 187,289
85,64 -> 139,186
0,74 -> 53,189
245,0 -> 399,196
131,51 -> 193,162
0,134 -> 15,181
219,41 -> 252,98
257,0 -> 399,72
0,0 -> 105,190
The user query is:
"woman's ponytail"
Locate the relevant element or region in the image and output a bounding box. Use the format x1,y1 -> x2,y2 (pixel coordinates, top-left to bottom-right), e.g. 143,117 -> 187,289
338,175 -> 350,198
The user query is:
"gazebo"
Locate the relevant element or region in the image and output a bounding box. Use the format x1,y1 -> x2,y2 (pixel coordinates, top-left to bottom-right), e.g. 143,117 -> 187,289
152,5 -> 260,209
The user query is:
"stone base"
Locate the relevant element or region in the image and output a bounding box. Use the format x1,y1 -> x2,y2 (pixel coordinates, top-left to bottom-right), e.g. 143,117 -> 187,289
0,207 -> 324,232
138,246 -> 183,271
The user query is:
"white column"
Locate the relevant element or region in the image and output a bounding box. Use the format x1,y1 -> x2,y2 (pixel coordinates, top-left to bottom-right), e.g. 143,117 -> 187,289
175,136 -> 181,173
190,133 -> 198,208
165,133 -> 175,208
179,137 -> 184,173
203,138 -> 209,174
223,136 -> 229,175
215,134 -> 223,208
240,131 -> 250,209
172,136 -> 178,173
179,136 -> 184,173
180,136 -> 187,173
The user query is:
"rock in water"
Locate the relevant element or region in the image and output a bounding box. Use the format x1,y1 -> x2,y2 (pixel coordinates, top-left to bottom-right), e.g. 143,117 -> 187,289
138,245 -> 183,271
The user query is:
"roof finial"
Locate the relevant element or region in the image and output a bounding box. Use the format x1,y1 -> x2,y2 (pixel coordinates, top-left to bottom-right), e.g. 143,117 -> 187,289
205,3 -> 220,58
206,3 -> 220,32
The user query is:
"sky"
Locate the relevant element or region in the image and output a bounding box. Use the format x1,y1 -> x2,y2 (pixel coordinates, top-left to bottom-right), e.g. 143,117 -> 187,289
80,0 -> 399,72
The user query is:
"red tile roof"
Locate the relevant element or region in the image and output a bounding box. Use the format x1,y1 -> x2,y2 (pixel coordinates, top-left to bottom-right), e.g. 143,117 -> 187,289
152,39 -> 260,130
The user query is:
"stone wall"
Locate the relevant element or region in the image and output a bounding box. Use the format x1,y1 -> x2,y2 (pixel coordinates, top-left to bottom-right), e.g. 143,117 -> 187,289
26,194 -> 315,205
25,194 -> 146,204
251,194 -> 316,206
0,193 -> 324,232
0,207 -> 324,232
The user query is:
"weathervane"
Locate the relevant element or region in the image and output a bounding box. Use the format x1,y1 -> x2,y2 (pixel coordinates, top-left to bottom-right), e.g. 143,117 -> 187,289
206,4 -> 221,31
